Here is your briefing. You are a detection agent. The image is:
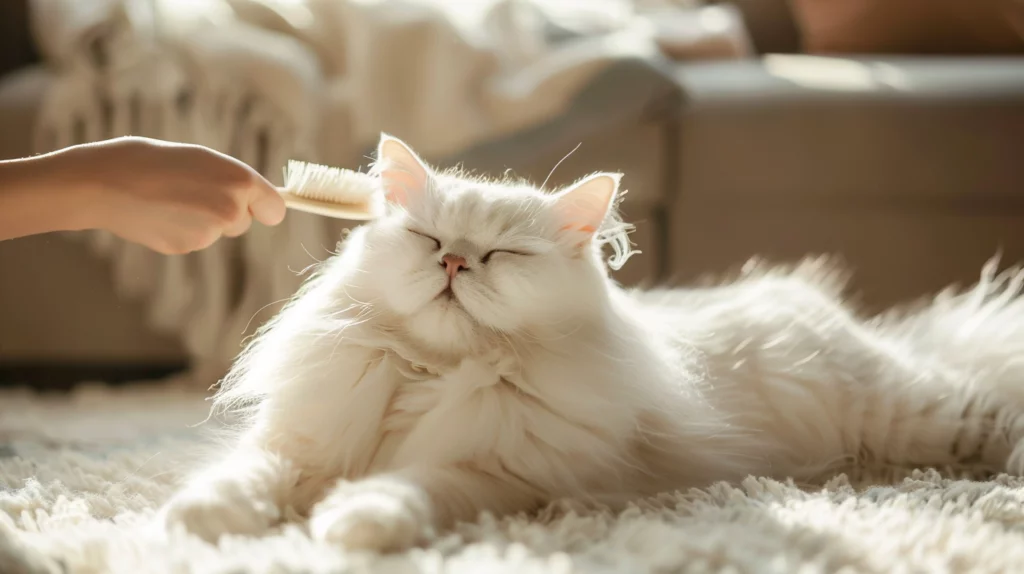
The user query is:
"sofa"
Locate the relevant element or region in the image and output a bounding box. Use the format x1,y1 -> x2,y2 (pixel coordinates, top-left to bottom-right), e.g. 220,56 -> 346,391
2,0 -> 1023,385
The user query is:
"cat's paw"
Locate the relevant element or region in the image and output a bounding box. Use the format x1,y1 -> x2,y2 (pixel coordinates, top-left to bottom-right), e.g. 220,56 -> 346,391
159,484 -> 279,543
310,486 -> 431,552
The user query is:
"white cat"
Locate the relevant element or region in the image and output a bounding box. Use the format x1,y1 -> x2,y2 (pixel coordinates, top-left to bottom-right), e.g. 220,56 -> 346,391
160,133 -> 1024,551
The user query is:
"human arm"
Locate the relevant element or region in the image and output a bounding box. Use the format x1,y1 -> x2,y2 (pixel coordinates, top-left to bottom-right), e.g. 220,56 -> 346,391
0,137 -> 286,253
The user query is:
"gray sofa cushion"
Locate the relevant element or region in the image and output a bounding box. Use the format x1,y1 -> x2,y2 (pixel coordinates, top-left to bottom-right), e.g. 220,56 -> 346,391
671,56 -> 1024,204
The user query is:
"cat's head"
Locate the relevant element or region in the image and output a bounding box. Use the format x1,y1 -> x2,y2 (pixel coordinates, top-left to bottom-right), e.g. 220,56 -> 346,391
343,134 -> 632,354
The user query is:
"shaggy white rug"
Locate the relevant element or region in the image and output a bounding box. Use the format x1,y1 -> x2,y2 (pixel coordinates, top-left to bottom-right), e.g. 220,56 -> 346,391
2,384 -> 1024,574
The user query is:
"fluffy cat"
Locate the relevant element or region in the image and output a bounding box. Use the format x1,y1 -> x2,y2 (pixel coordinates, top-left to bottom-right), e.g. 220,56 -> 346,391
160,133 -> 1024,551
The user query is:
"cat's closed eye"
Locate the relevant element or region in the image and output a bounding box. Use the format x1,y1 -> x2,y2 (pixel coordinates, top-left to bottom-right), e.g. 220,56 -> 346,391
482,249 -> 530,264
407,228 -> 441,250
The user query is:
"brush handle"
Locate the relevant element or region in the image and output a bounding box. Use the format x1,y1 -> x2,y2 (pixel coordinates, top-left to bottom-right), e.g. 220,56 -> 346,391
278,189 -> 381,221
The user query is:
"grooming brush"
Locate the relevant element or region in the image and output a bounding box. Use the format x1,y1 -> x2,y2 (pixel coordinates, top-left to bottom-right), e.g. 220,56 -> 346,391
279,160 -> 384,220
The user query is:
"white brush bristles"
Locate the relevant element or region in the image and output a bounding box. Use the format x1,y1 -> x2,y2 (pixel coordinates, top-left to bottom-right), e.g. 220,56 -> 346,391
280,160 -> 383,220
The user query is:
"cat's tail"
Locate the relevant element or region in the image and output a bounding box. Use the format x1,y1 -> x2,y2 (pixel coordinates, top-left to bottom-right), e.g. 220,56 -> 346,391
878,257 -> 1024,400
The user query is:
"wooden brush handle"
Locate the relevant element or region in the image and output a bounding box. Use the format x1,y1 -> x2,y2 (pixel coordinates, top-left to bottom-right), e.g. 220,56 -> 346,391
278,190 -> 381,221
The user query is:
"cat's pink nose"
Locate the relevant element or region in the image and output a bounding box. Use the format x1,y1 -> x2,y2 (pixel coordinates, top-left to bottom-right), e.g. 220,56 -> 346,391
441,254 -> 467,278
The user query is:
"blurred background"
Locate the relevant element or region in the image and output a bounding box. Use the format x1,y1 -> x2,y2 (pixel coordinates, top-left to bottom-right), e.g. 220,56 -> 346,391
1,0 -> 1022,389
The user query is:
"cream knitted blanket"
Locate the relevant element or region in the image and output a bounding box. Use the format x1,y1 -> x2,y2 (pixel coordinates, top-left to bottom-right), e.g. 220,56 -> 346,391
27,0 -> 660,381
2,383 -> 1023,573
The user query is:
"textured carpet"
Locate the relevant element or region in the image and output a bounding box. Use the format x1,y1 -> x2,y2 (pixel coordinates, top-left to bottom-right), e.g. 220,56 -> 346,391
2,384 -> 1024,574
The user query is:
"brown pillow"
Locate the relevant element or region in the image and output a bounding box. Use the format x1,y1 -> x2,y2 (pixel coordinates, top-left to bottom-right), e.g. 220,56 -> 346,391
790,0 -> 1024,54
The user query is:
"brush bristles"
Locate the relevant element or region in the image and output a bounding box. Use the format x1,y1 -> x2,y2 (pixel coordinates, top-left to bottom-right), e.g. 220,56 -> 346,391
282,160 -> 377,205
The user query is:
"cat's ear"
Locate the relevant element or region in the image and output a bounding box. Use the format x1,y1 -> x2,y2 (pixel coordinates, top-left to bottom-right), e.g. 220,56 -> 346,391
375,134 -> 433,207
553,173 -> 620,241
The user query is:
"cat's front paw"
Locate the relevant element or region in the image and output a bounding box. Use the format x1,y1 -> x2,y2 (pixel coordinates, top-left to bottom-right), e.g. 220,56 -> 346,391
159,484 -> 279,542
310,483 -> 432,552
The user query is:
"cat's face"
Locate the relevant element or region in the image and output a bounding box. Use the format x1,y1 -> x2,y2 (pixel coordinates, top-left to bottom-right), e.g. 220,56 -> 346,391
345,135 -> 623,353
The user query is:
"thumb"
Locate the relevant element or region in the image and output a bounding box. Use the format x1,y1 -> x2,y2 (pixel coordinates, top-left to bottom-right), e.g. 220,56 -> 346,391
246,173 -> 287,226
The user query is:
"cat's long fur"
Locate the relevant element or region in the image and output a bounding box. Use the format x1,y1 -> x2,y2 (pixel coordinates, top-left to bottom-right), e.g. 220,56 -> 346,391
160,135 -> 1024,550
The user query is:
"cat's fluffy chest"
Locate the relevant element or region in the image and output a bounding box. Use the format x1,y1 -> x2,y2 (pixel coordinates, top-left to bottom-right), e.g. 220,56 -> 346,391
359,348 -> 639,496
368,354 -> 522,472
268,326 -> 653,504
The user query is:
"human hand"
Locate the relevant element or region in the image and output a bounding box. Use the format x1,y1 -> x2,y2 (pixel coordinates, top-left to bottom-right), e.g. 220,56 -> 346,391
63,137 -> 286,254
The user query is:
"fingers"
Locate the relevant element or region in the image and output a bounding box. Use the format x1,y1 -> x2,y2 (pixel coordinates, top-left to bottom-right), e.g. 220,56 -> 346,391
245,173 -> 287,227
197,146 -> 286,229
97,140 -> 288,253
192,228 -> 222,252
222,209 -> 253,238
165,176 -> 262,250
141,223 -> 221,255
